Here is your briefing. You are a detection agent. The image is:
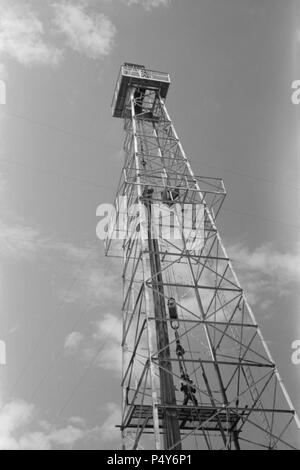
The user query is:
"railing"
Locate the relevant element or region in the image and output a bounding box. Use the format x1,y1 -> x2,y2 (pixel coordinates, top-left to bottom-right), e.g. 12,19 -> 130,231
111,65 -> 170,111
121,65 -> 170,83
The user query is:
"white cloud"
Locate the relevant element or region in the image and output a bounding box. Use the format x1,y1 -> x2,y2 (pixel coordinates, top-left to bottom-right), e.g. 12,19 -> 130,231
0,400 -> 34,438
0,62 -> 8,80
0,2 -> 62,67
0,398 -> 102,450
64,310 -> 146,386
83,313 -> 122,372
0,172 -> 8,194
98,402 -> 120,443
63,313 -> 125,374
50,241 -> 92,263
64,331 -> 84,352
0,1 -> 117,68
229,242 -> 300,284
124,0 -> 171,10
52,3 -> 116,59
93,313 -> 121,343
62,262 -> 120,307
0,219 -> 40,259
0,214 -> 95,262
9,422 -> 86,450
69,416 -> 86,427
0,212 -> 119,308
45,425 -> 85,448
18,431 -> 52,450
228,241 -> 300,308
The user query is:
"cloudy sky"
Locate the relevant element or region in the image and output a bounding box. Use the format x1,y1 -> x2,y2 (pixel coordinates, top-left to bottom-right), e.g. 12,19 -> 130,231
0,0 -> 299,450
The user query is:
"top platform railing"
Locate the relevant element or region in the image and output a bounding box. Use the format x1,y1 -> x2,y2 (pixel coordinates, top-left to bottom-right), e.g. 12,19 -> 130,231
122,64 -> 170,82
112,64 -> 171,117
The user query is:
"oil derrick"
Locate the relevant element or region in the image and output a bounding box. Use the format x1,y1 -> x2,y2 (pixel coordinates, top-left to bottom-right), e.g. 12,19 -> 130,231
105,63 -> 300,450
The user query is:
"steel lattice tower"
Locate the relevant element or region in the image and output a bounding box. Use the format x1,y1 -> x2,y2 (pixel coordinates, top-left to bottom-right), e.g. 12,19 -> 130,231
105,63 -> 300,450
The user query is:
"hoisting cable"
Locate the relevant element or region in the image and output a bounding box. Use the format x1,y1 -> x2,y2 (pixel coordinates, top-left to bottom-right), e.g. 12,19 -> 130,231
167,297 -> 200,428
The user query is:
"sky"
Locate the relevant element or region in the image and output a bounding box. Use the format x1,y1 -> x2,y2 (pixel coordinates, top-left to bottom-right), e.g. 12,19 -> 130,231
0,0 -> 299,450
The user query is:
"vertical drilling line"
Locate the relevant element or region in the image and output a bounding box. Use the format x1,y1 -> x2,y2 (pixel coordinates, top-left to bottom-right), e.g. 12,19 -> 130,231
140,100 -> 181,449
130,88 -> 161,449
145,198 -> 182,450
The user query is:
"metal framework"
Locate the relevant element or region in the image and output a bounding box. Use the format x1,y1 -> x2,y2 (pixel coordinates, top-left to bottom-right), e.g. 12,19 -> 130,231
105,63 -> 300,450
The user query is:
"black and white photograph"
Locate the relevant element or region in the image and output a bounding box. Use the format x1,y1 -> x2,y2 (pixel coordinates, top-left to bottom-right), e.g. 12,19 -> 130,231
0,0 -> 299,452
